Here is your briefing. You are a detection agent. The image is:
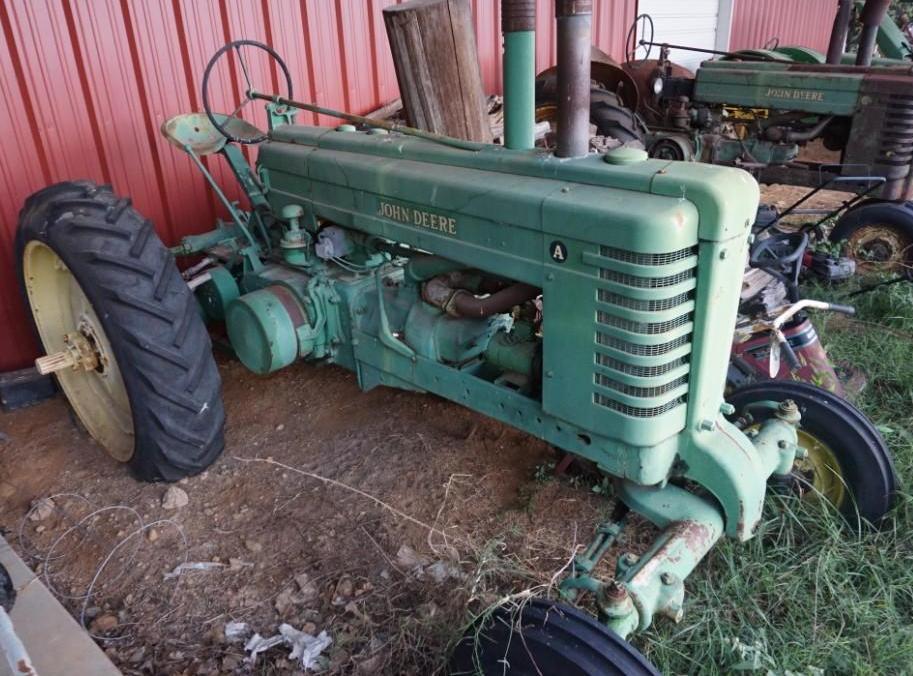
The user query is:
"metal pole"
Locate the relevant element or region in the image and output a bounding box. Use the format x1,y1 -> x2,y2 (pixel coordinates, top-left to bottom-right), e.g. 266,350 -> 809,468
502,0 -> 536,150
555,0 -> 592,158
827,0 -> 854,64
856,0 -> 892,66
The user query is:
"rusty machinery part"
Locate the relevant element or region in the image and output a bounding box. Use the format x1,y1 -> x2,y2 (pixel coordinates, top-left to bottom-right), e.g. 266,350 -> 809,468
501,0 -> 535,32
202,39 -> 293,144
648,135 -> 693,162
536,60 -> 640,112
727,380 -> 897,527
625,13 -> 655,66
831,201 -> 913,276
535,88 -> 645,150
554,0 -> 593,158
449,598 -> 660,676
421,273 -> 539,319
620,59 -> 694,123
17,181 -> 225,482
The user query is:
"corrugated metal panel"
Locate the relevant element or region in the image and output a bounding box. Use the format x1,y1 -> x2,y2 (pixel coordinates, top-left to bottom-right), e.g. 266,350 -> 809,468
730,0 -> 837,53
0,0 -> 634,371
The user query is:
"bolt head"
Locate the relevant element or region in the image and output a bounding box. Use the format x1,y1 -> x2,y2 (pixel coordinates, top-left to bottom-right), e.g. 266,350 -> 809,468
661,572 -> 675,585
621,552 -> 638,566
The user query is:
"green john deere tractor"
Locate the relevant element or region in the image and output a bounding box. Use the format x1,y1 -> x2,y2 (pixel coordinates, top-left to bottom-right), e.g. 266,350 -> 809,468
16,1 -> 897,672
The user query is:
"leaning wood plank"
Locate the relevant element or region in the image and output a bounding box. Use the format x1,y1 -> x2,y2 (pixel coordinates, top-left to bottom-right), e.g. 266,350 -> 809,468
383,0 -> 492,142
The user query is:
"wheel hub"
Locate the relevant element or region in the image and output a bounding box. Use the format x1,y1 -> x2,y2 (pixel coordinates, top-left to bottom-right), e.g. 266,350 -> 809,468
845,224 -> 913,273
24,241 -> 134,462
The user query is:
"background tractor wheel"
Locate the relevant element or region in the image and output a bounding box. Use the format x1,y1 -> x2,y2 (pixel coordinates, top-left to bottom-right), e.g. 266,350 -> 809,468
727,380 -> 896,526
535,88 -> 644,150
16,181 -> 225,482
830,201 -> 913,277
449,598 -> 659,676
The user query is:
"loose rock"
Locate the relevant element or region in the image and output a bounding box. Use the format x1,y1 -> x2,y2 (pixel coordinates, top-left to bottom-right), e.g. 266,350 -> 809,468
28,497 -> 55,521
245,539 -> 263,553
91,614 -> 119,633
161,486 -> 189,510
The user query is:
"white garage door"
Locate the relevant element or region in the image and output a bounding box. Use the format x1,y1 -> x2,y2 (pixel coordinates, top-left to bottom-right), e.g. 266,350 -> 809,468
638,0 -> 721,72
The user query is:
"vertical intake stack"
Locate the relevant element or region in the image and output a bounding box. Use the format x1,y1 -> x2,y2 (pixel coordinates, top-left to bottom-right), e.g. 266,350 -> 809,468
501,0 -> 536,149
555,0 -> 592,158
855,0 -> 891,66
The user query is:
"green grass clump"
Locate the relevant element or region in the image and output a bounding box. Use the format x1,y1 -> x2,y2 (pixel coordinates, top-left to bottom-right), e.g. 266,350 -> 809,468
642,277 -> 913,675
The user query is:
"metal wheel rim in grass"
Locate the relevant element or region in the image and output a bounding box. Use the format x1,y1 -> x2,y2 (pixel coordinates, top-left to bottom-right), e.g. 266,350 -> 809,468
23,241 -> 134,461
793,429 -> 847,508
844,223 -> 913,275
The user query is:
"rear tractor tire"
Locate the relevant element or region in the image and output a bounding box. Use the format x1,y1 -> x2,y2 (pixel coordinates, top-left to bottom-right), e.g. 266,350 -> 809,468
727,380 -> 897,526
16,181 -> 225,482
831,201 -> 913,277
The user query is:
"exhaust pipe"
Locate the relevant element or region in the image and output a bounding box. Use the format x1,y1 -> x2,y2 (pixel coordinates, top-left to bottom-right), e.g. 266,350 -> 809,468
826,0 -> 853,65
856,0 -> 891,66
555,0 -> 592,158
502,0 -> 536,150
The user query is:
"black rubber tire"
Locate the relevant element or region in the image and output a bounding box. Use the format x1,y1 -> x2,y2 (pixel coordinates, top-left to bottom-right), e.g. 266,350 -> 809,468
449,599 -> 659,676
16,181 -> 225,482
590,89 -> 644,145
727,380 -> 897,526
830,200 -> 913,277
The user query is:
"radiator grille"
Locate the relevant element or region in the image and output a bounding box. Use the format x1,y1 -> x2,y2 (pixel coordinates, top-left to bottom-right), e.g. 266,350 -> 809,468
595,353 -> 688,378
592,246 -> 697,419
599,267 -> 695,288
597,289 -> 692,312
596,310 -> 691,335
595,374 -> 688,398
593,394 -> 686,418
599,245 -> 697,266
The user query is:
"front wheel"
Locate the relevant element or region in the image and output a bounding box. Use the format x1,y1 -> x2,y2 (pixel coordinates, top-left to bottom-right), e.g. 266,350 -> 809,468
17,181 -> 225,482
449,598 -> 659,675
727,381 -> 897,526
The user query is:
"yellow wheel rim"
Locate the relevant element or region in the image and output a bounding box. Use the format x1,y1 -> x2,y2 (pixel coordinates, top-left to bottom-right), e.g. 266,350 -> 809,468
844,224 -> 913,275
794,429 -> 846,508
23,241 -> 134,461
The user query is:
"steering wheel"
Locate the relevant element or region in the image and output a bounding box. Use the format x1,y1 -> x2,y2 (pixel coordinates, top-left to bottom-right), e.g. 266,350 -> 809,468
749,231 -> 809,301
202,39 -> 293,144
625,14 -> 655,65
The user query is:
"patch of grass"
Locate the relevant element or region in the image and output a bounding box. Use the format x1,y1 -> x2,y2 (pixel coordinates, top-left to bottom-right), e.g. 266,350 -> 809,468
643,277 -> 913,674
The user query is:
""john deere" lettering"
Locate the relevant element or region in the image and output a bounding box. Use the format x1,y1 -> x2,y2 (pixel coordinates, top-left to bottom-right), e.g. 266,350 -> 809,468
764,87 -> 825,102
379,201 -> 457,236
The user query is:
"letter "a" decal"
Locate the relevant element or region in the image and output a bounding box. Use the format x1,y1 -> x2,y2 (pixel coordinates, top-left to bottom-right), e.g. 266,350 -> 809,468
550,240 -> 568,263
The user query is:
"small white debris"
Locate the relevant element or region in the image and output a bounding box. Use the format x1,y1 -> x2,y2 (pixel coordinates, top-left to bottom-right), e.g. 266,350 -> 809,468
425,560 -> 463,583
244,632 -> 285,663
395,544 -> 429,570
161,486 -> 189,510
224,621 -> 250,642
28,497 -> 56,521
276,423 -> 285,432
245,539 -> 263,553
163,561 -> 225,580
244,624 -> 332,670
281,625 -> 332,670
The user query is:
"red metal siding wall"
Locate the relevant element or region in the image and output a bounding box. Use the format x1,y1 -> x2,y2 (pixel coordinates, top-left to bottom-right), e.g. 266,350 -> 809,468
730,0 -> 837,53
0,0 -> 634,371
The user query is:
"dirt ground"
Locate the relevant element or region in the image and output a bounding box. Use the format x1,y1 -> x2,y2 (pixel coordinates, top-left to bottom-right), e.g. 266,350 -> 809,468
0,353 -> 636,675
0,184 -> 849,675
